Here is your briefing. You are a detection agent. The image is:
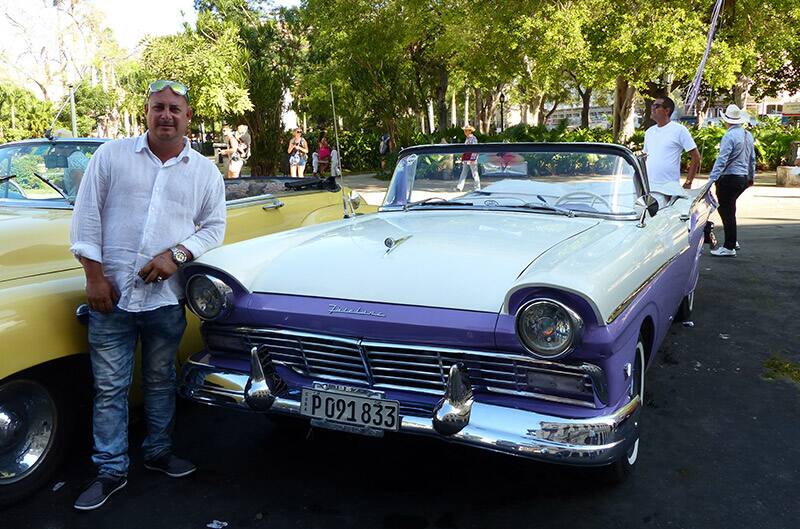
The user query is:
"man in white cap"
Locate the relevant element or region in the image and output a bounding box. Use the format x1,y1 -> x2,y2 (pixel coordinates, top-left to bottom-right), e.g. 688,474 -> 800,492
643,96 -> 701,206
708,103 -> 756,257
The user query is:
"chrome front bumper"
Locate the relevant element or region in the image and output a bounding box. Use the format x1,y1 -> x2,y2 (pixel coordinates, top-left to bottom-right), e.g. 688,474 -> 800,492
179,357 -> 639,466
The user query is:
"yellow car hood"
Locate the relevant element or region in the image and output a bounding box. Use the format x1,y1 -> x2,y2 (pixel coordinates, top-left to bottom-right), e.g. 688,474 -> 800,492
0,207 -> 79,283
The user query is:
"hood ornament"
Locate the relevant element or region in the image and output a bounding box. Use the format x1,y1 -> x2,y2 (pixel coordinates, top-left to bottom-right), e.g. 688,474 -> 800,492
384,235 -> 412,253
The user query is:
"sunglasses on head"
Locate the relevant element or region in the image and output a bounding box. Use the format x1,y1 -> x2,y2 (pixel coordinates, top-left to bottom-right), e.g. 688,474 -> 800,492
148,80 -> 190,101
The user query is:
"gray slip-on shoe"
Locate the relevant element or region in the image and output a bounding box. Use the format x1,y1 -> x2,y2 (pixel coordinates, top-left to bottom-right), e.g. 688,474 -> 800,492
74,475 -> 127,511
144,453 -> 197,478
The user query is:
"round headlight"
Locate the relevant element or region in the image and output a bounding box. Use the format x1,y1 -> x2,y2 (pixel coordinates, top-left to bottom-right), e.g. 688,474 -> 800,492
186,275 -> 232,321
515,299 -> 583,358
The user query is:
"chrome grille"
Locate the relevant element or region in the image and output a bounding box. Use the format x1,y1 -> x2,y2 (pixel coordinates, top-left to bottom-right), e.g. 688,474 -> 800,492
245,329 -> 369,386
206,326 -> 600,408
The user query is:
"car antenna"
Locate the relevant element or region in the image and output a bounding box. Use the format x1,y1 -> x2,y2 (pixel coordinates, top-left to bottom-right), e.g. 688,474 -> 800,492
44,81 -> 81,141
330,83 -> 353,218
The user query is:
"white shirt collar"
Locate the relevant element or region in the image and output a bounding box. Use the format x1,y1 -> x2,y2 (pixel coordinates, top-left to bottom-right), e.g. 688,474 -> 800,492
135,133 -> 192,164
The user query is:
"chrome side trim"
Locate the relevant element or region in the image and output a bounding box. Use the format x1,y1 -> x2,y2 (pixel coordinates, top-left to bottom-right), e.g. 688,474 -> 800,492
605,250 -> 685,324
179,360 -> 639,466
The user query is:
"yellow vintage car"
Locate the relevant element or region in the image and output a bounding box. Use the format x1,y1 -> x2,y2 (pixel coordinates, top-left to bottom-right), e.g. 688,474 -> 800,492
0,137 -> 370,505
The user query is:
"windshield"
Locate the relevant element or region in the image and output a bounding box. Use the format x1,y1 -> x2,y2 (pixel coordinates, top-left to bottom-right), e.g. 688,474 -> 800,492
0,141 -> 101,206
383,145 -> 642,217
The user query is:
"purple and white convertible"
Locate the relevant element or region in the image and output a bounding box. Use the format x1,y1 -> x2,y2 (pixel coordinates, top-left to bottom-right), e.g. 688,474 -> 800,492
178,143 -> 715,480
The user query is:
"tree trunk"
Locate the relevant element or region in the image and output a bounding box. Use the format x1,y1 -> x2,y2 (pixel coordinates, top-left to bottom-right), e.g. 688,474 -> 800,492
528,91 -> 544,126
464,88 -> 470,127
451,91 -> 457,128
427,100 -> 436,135
697,96 -> 709,127
613,76 -> 637,143
580,87 -> 592,129
474,88 -> 484,133
436,67 -> 448,133
733,74 -> 752,109
543,99 -> 560,124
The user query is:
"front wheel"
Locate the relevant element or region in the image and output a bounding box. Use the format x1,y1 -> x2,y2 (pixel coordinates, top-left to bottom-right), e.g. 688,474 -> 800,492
0,379 -> 68,507
603,336 -> 645,483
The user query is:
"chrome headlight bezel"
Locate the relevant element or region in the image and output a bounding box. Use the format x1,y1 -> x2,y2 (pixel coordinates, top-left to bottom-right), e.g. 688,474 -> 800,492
186,274 -> 233,321
515,298 -> 584,359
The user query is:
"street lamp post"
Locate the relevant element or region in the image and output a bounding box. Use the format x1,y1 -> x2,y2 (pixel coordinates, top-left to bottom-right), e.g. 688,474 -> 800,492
499,92 -> 506,132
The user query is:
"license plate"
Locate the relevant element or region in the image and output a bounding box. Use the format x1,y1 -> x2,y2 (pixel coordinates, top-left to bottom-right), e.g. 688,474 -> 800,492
300,384 -> 400,435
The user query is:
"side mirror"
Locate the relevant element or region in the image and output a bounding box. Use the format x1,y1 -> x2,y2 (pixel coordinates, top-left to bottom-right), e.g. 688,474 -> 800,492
635,194 -> 659,227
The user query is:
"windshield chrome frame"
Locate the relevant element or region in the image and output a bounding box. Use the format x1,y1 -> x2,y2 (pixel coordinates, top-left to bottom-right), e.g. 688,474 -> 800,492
379,142 -> 647,219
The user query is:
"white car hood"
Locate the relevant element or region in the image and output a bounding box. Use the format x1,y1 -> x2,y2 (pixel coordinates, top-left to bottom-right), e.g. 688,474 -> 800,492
197,211 -> 600,313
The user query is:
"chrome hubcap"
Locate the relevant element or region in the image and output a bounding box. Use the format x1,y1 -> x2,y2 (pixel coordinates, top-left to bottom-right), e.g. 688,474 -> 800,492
0,381 -> 57,484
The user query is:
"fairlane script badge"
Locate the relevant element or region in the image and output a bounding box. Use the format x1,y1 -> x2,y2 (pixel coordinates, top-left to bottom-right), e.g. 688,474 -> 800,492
328,304 -> 387,318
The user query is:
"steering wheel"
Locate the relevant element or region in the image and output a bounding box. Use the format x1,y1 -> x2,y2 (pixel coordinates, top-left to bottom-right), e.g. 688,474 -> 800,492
554,191 -> 611,211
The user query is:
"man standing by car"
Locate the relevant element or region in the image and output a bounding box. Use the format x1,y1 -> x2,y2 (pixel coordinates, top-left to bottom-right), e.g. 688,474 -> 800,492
707,104 -> 756,257
644,96 -> 701,206
69,80 -> 226,510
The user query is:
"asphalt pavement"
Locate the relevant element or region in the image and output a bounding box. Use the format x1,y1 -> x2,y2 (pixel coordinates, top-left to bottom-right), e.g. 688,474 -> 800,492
2,174 -> 798,529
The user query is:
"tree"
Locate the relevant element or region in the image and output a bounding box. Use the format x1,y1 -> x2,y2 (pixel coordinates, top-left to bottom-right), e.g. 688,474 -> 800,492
141,11 -> 253,122
586,0 -> 739,141
0,83 -> 53,141
299,0 -> 420,147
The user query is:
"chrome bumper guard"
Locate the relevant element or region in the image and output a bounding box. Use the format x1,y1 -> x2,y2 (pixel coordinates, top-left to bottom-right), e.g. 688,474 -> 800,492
179,351 -> 640,466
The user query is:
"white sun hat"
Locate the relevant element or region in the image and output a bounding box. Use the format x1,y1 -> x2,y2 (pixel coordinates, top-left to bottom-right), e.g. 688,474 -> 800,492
720,104 -> 750,125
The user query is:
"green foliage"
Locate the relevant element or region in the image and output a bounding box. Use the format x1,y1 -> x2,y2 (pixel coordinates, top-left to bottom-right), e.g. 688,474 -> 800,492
691,125 -> 727,172
141,11 -> 253,121
751,118 -> 800,169
0,83 -> 54,141
686,120 -> 800,172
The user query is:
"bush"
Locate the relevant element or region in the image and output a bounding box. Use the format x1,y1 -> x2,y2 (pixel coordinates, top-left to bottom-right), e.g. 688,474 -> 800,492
320,120 -> 799,174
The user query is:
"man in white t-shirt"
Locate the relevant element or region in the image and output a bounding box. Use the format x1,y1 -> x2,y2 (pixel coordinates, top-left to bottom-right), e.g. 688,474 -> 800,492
643,96 -> 701,205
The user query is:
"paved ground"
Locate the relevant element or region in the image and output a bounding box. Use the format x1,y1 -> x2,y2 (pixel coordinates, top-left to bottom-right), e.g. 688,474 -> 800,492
3,175 -> 799,529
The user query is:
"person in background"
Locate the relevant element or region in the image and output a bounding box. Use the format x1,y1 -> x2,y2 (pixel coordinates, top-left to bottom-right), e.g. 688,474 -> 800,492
318,134 -> 331,176
708,104 -> 756,257
236,124 -> 251,163
52,142 -> 89,197
70,80 -> 226,511
221,126 -> 243,179
643,96 -> 701,207
189,133 -> 202,153
379,132 -> 390,172
456,124 -> 480,192
287,128 -> 308,178
330,146 -> 342,178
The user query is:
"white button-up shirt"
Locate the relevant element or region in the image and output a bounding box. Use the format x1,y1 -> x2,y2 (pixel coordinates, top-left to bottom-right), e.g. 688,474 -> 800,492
70,133 -> 226,312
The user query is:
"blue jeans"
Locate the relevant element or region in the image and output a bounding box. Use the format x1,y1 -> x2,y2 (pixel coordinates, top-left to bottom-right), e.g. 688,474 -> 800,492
88,304 -> 186,477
